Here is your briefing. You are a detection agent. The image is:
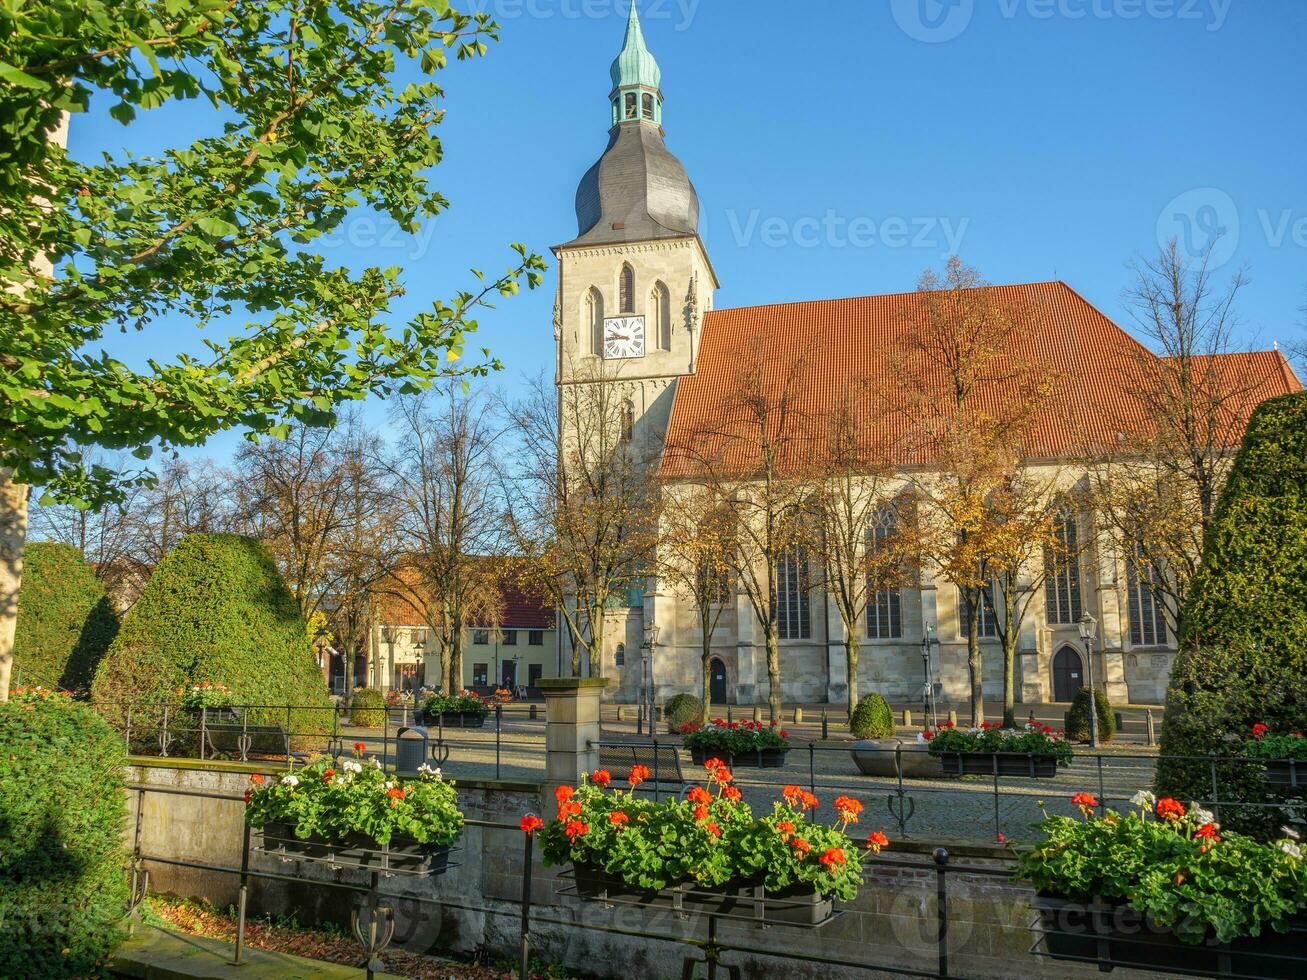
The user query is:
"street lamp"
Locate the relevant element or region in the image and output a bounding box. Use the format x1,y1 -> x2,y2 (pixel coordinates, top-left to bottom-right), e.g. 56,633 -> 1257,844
1077,613 -> 1099,748
920,623 -> 939,729
641,623 -> 660,737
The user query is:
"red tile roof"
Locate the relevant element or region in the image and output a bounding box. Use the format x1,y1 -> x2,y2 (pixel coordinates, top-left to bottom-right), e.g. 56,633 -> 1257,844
375,563 -> 554,631
662,281 -> 1301,477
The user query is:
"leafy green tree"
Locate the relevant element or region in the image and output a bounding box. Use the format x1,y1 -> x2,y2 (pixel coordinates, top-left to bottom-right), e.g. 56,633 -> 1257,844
13,542 -> 118,692
92,534 -> 331,734
1156,393 -> 1307,836
0,0 -> 545,699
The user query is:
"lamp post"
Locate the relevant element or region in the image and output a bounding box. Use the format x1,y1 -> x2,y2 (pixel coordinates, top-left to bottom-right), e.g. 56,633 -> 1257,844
1078,613 -> 1099,748
413,629 -> 427,690
920,623 -> 939,729
641,623 -> 660,737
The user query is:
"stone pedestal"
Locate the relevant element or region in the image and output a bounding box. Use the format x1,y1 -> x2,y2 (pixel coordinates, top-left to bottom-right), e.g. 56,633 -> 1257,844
539,678 -> 609,816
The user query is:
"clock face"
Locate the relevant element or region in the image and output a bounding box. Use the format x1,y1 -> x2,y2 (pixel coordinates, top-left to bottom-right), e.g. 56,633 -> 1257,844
603,316 -> 646,359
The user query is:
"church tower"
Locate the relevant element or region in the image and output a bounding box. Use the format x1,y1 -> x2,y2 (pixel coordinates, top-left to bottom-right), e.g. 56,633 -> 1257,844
553,0 -> 718,453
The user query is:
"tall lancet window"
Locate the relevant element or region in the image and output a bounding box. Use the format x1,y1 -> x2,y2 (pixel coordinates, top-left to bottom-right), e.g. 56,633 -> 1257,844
620,399 -> 635,444
651,281 -> 671,351
586,287 -> 604,357
642,93 -> 655,120
619,264 -> 635,314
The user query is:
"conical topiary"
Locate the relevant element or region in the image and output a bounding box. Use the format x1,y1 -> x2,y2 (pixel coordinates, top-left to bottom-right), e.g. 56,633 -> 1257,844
13,542 -> 118,693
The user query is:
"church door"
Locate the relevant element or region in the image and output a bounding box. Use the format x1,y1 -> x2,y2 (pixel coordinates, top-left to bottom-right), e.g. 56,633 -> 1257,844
709,658 -> 728,704
1052,647 -> 1084,702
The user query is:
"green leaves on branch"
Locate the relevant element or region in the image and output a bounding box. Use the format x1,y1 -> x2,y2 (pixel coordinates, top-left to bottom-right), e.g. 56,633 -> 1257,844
0,0 -> 545,506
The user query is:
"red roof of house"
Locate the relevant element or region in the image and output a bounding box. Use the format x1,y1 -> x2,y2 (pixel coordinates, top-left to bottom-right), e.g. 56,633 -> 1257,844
375,563 -> 554,631
661,281 -> 1301,477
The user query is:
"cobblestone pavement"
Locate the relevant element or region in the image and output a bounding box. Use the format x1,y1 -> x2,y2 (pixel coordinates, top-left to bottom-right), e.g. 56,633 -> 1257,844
338,711 -> 1166,846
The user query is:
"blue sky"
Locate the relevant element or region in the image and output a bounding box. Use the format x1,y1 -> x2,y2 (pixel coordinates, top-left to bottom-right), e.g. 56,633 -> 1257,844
67,0 -> 1307,463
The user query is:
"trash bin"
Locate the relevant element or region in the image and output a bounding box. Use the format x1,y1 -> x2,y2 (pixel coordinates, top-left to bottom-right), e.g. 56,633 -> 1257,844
395,726 -> 429,776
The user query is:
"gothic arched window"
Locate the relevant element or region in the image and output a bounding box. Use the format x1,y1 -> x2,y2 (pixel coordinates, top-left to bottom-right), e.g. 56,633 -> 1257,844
651,281 -> 671,351
866,507 -> 903,639
775,547 -> 811,640
620,399 -> 635,444
642,93 -> 655,120
1044,506 -> 1083,625
586,287 -> 604,357
619,264 -> 635,314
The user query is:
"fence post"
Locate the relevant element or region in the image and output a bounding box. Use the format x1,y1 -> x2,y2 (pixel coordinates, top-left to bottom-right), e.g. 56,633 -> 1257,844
653,737 -> 661,804
519,824 -> 534,980
809,743 -> 816,797
933,848 -> 950,978
538,679 -> 609,818
821,711 -> 829,741
496,704 -> 503,780
1145,709 -> 1156,746
233,822 -> 252,965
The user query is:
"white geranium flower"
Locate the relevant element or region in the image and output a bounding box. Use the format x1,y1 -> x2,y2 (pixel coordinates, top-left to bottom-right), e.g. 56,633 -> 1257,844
1188,803 -> 1215,826
417,763 -> 443,779
1130,790 -> 1156,810
1279,840 -> 1302,860
281,775 -> 299,789
916,732 -> 929,745
1282,826 -> 1301,841
342,760 -> 362,774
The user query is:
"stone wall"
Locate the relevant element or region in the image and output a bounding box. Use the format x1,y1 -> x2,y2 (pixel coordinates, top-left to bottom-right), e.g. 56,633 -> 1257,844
126,759 -> 1152,979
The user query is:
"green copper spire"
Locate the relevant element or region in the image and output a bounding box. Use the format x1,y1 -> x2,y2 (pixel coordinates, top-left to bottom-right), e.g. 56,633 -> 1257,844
610,1 -> 662,127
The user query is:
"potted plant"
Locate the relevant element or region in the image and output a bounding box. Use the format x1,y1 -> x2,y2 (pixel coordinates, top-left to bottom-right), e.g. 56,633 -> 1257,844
921,720 -> 1072,777
524,760 -> 886,926
245,745 -> 463,875
422,691 -> 491,729
1246,724 -> 1306,788
176,681 -> 238,721
1017,791 -> 1307,978
679,720 -> 791,768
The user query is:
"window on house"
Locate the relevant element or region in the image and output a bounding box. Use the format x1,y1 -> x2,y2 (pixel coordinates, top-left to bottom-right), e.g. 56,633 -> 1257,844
866,508 -> 903,639
1127,554 -> 1168,646
960,583 -> 998,639
651,281 -> 671,351
615,643 -> 625,667
619,264 -> 635,314
775,548 -> 811,640
528,630 -> 544,646
586,287 -> 604,357
472,663 -> 489,686
528,663 -> 543,687
624,92 -> 637,119
472,629 -> 490,646
1044,507 -> 1083,625
620,399 -> 634,443
642,93 -> 654,119
502,629 -> 517,646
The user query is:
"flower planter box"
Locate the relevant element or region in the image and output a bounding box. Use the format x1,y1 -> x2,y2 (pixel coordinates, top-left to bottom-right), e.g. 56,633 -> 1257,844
1265,759 -> 1304,788
688,747 -> 788,768
572,863 -> 832,926
935,752 -> 1059,778
435,710 -> 486,729
1032,894 -> 1307,979
261,821 -> 452,876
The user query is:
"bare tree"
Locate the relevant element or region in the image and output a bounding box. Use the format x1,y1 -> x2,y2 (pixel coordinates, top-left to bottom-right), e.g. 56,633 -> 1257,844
667,342 -> 820,724
383,385 -> 506,692
503,365 -> 660,677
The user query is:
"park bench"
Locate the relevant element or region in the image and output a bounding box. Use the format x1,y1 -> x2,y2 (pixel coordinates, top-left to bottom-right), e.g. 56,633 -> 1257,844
204,721 -> 307,763
597,742 -> 685,795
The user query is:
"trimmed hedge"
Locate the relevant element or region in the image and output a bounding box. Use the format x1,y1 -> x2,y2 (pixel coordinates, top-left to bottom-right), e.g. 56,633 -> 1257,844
1064,687 -> 1115,743
13,542 -> 118,693
349,688 -> 386,728
91,534 -> 331,739
0,699 -> 129,977
1156,393 -> 1307,837
664,693 -> 704,730
851,693 -> 895,740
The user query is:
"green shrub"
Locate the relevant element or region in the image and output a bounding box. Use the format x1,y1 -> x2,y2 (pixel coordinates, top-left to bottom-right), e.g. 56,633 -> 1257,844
350,688 -> 387,728
1156,393 -> 1307,837
850,693 -> 895,739
664,693 -> 704,730
0,699 -> 129,977
13,542 -> 118,693
91,534 -> 331,740
1064,687 -> 1115,743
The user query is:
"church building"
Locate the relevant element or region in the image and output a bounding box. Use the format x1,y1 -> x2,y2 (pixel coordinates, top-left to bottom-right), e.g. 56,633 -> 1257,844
551,3 -> 1301,710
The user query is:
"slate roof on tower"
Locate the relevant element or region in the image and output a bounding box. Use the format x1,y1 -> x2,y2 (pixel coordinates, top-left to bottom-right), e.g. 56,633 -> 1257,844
659,281 -> 1302,478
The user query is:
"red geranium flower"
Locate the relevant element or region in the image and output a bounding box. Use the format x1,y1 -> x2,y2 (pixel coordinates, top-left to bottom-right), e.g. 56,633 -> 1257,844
555,785 -> 575,804
687,786 -> 712,805
704,821 -> 722,838
249,773 -> 265,785
609,811 -> 630,828
834,796 -> 863,823
1071,792 -> 1099,811
1156,798 -> 1186,822
591,769 -> 612,788
520,815 -> 544,835
799,791 -> 819,811
818,847 -> 846,867
628,765 -> 649,788
867,831 -> 889,852
1195,822 -> 1220,842
558,800 -> 582,819
724,786 -> 742,802
776,821 -> 795,836
387,787 -> 405,800
565,820 -> 589,840
782,785 -> 804,806
704,758 -> 726,771
353,741 -> 368,756
322,768 -> 336,783
693,804 -> 710,821
791,838 -> 811,855
1251,723 -> 1269,740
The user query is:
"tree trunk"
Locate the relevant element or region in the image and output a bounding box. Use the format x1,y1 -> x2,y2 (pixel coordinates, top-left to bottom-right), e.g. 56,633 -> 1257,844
844,629 -> 860,726
0,470 -> 29,703
449,622 -> 464,692
701,625 -> 713,725
966,598 -> 985,727
589,607 -> 604,679
568,601 -> 582,676
1002,634 -> 1018,729
765,624 -> 781,723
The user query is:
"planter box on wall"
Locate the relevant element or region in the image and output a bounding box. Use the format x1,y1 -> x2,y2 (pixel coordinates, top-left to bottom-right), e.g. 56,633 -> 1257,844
260,821 -> 452,877
936,752 -> 1059,778
572,863 -> 832,927
1032,894 -> 1307,979
418,710 -> 487,729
